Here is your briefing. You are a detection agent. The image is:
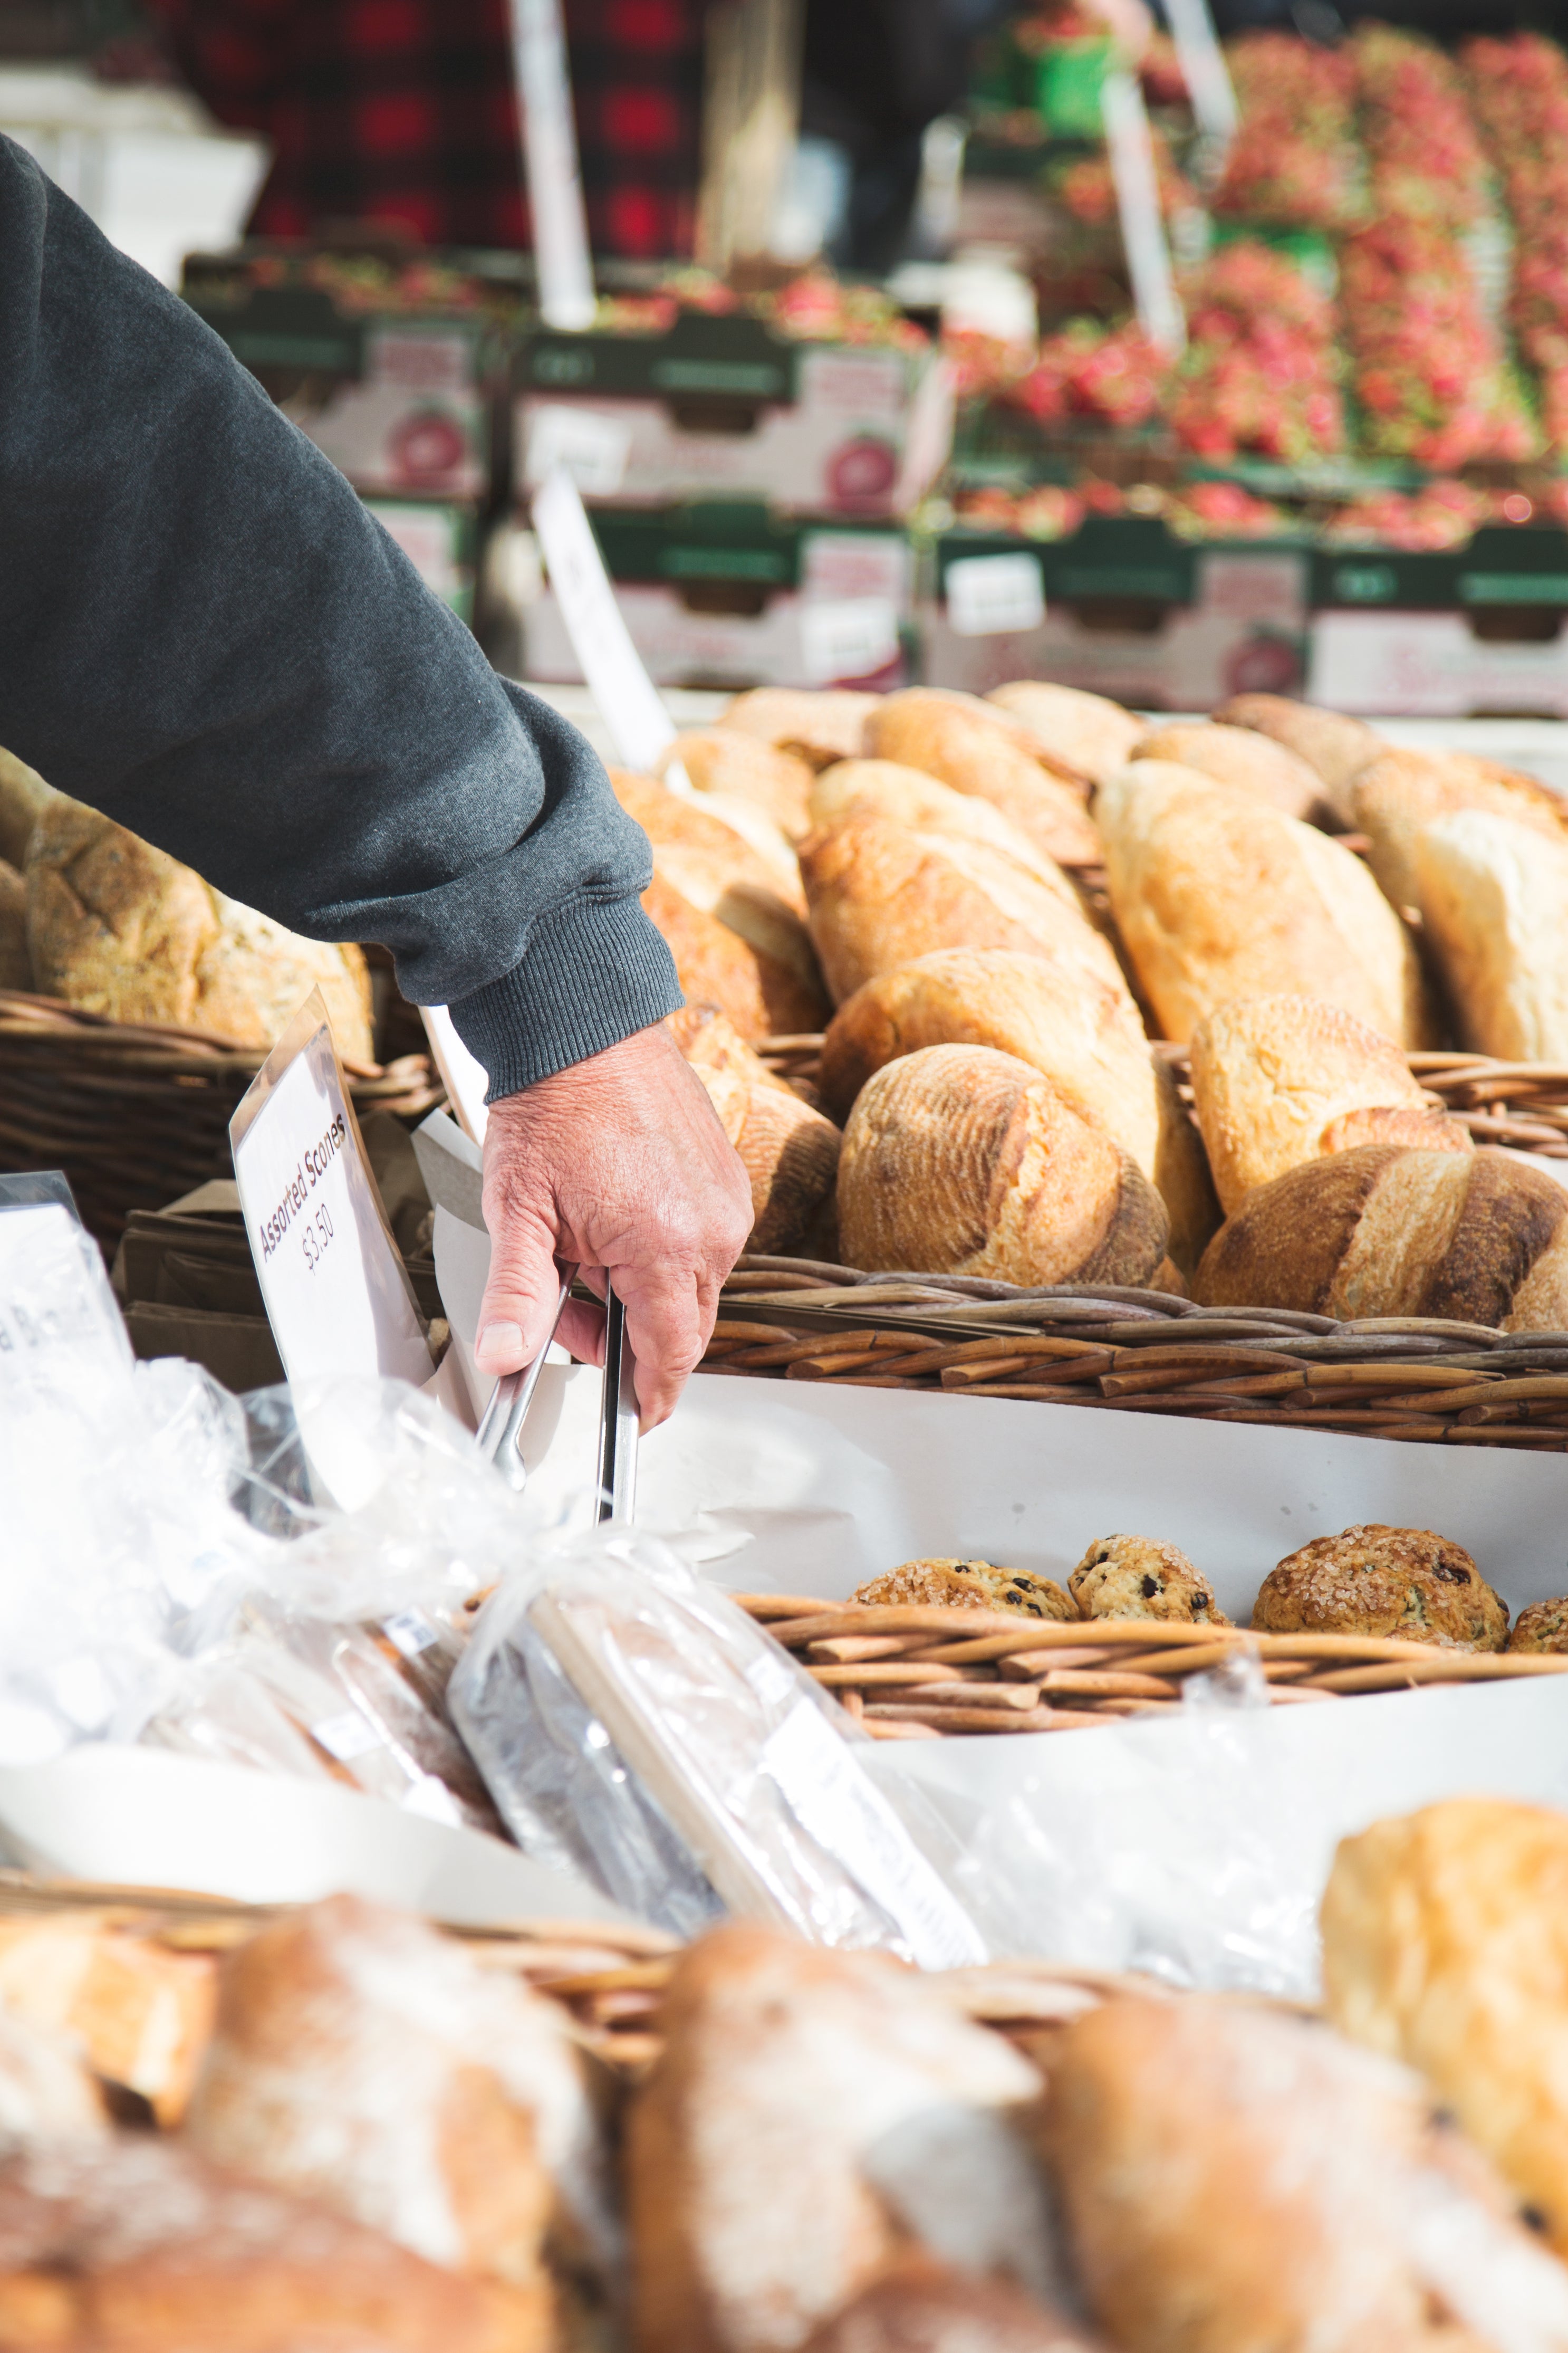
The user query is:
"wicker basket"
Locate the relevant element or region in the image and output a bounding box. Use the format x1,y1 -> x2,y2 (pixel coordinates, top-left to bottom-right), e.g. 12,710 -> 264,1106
0,991 -> 444,1249
731,1595 -> 1568,1738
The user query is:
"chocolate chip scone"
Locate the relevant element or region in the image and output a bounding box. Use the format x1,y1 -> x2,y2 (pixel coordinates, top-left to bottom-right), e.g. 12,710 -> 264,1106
853,1558 -> 1076,1621
1253,1525 -> 1508,1651
1508,1598 -> 1568,1654
1069,1535 -> 1230,1625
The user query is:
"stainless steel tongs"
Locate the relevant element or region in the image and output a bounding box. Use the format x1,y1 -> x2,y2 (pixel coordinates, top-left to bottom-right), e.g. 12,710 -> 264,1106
475,1264 -> 638,1522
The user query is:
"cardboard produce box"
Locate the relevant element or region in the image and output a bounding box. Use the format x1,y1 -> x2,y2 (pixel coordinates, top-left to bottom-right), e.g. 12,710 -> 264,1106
516,303 -> 953,521
521,499 -> 915,691
1309,522 -> 1568,716
920,514 -> 1309,707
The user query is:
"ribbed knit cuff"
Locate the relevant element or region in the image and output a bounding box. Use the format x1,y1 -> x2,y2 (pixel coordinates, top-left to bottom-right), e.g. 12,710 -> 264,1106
447,891 -> 683,1101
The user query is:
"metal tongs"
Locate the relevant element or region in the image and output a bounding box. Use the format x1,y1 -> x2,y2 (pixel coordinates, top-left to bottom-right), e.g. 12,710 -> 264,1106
475,1264 -> 638,1522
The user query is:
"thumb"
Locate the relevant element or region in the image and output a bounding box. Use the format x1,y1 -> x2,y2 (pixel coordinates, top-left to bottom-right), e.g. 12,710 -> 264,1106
475,1197 -> 570,1378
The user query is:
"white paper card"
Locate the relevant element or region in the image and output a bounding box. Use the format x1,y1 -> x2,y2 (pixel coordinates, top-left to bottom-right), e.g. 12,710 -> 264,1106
945,552 -> 1046,638
799,595 -> 900,685
0,1201 -> 132,1409
1101,72 -> 1187,357
532,466 -> 678,771
525,403 -> 632,495
508,0 -> 595,332
420,1005 -> 490,1145
1163,0 -> 1239,148
231,997 -> 431,1393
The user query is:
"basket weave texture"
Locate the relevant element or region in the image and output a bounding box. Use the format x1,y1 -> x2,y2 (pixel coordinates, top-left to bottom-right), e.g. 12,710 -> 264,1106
0,990 -> 442,1249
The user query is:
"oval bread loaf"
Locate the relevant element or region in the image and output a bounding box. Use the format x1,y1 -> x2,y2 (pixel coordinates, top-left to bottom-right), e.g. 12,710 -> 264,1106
808,759 -> 1068,888
868,690 -> 1101,868
686,1067 -> 841,1255
1415,809 -> 1568,1060
642,873 -> 807,1041
1132,722 -> 1328,824
1189,994 -> 1470,1213
1097,761 -> 1432,1047
26,801 -> 374,1057
800,815 -> 1122,1007
985,680 -> 1146,786
1211,694 -> 1382,826
838,1042 -> 1169,1287
657,729 -> 815,843
1351,745 -> 1568,920
1194,1143 -> 1568,1331
718,687 -> 880,769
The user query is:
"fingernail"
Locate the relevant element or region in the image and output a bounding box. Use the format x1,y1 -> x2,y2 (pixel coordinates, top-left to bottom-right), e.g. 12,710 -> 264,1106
476,1320 -> 524,1371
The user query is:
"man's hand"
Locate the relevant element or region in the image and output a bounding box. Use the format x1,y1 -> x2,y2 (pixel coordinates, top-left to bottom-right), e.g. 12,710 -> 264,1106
473,1021 -> 753,1428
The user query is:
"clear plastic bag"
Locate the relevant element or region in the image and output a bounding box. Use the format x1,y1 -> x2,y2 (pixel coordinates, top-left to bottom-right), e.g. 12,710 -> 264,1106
450,1525 -> 989,1965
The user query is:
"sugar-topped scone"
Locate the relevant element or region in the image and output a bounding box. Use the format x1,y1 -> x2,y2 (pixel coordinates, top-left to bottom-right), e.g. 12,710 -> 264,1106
853,1559 -> 1076,1621
1508,1598 -> 1568,1654
1253,1525 -> 1507,1651
1069,1535 -> 1230,1625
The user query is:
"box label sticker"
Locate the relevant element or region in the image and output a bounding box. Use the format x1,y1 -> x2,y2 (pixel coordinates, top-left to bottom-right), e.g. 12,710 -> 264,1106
365,329 -> 473,396
946,552 -> 1046,638
799,346 -> 907,420
525,404 -> 633,495
799,596 -> 900,684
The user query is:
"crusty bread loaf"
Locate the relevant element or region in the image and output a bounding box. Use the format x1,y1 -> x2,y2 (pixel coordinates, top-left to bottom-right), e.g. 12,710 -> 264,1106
627,1921 -> 1052,2353
1194,1143 -> 1568,1331
1254,1525 -> 1507,1651
801,818 -> 1121,1009
1211,693 -> 1383,826
1352,745 -> 1568,919
798,2256 -> 1101,2353
667,1002 -> 794,1094
613,764 -> 812,935
184,1895 -> 612,2305
838,1044 -> 1168,1288
1069,1535 -> 1228,1625
809,760 -> 1070,889
1189,995 -> 1471,1214
644,872 -> 822,1039
1415,809 -> 1568,1060
0,2010 -> 108,2140
0,2137 -> 537,2353
660,728 -> 815,840
26,801 -> 374,1057
0,857 -> 30,991
686,1056 -> 841,1254
1132,722 -> 1329,823
1508,1598 -> 1568,1653
0,1915 -> 216,2127
1039,1991 -> 1546,2352
1096,761 -> 1432,1047
985,681 -> 1146,787
0,747 -> 54,869
852,1558 -> 1076,1620
1321,1797 -> 1568,2260
868,691 -> 1101,868
720,687 -> 881,769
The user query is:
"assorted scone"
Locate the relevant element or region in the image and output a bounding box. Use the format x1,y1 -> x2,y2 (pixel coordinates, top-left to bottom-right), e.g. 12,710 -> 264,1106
1069,1535 -> 1229,1626
852,1558 -> 1078,1620
1253,1525 -> 1509,1651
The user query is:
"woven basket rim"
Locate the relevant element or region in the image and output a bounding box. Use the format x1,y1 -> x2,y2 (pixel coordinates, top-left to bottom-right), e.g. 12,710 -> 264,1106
0,987 -> 417,1082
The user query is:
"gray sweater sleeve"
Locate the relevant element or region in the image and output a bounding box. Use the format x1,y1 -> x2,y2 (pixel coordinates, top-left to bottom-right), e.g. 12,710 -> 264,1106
0,137 -> 681,1099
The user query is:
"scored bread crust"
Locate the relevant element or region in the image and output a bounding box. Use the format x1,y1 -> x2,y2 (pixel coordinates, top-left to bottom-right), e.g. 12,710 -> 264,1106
691,1059 -> 841,1254
1252,1524 -> 1508,1651
808,760 -> 1069,889
1210,694 -> 1383,823
1068,1535 -> 1229,1625
867,691 -> 1101,868
1095,762 -> 1432,1049
800,817 -> 1121,1008
1188,994 -> 1469,1214
660,730 -> 816,843
852,1558 -> 1077,1621
986,681 -> 1147,788
837,1044 -> 1169,1289
1352,746 -> 1568,920
1321,1797 -> 1568,2261
719,688 -> 881,770
644,871 -> 809,1040
1132,723 -> 1328,823
1193,1144 -> 1568,1331
1415,808 -> 1568,1061
797,2254 -> 1102,2353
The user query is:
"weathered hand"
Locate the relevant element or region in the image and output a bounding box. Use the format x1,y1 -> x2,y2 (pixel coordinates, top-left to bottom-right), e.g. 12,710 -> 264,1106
473,1020 -> 753,1428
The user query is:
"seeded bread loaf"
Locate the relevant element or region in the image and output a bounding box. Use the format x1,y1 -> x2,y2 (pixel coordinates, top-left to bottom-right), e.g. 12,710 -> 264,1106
720,687 -> 881,769
26,800 -> 374,1057
1253,1525 -> 1507,1651
1194,1143 -> 1568,1331
1189,994 -> 1470,1214
1352,745 -> 1568,919
838,1044 -> 1169,1289
1211,694 -> 1382,826
1415,809 -> 1568,1060
852,1558 -> 1076,1620
868,691 -> 1101,868
659,729 -> 815,841
985,681 -> 1146,787
1132,722 -> 1329,824
1069,1535 -> 1229,1625
1096,761 -> 1432,1048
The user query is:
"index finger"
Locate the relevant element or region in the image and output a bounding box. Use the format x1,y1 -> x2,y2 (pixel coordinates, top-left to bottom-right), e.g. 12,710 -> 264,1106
609,1260 -> 720,1430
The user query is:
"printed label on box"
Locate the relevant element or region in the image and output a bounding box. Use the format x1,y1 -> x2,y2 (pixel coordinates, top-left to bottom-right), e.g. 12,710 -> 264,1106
799,596 -> 900,685
365,329 -> 474,396
946,552 -> 1046,638
801,530 -> 911,607
798,347 -> 907,420
525,404 -> 633,495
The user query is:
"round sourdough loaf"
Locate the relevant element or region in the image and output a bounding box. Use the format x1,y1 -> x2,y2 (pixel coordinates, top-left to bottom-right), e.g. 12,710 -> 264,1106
1096,761 -> 1432,1048
800,815 -> 1121,1007
1132,722 -> 1328,823
986,680 -> 1147,786
867,689 -> 1101,868
26,800 -> 373,1057
1189,994 -> 1471,1214
837,1042 -> 1168,1286
1194,1144 -> 1568,1331
1211,693 -> 1382,825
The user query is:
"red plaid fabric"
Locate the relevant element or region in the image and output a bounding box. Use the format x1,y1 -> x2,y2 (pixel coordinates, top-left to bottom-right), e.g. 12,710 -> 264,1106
146,0 -> 706,256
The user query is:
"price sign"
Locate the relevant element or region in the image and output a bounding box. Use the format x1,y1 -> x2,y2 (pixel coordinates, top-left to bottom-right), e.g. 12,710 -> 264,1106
1101,71 -> 1187,359
798,596 -> 900,686
532,465 -> 678,773
230,991 -> 431,1394
945,553 -> 1046,638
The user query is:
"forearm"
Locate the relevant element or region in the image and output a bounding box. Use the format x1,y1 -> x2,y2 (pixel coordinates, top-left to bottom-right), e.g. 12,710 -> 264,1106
0,138 -> 679,1095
